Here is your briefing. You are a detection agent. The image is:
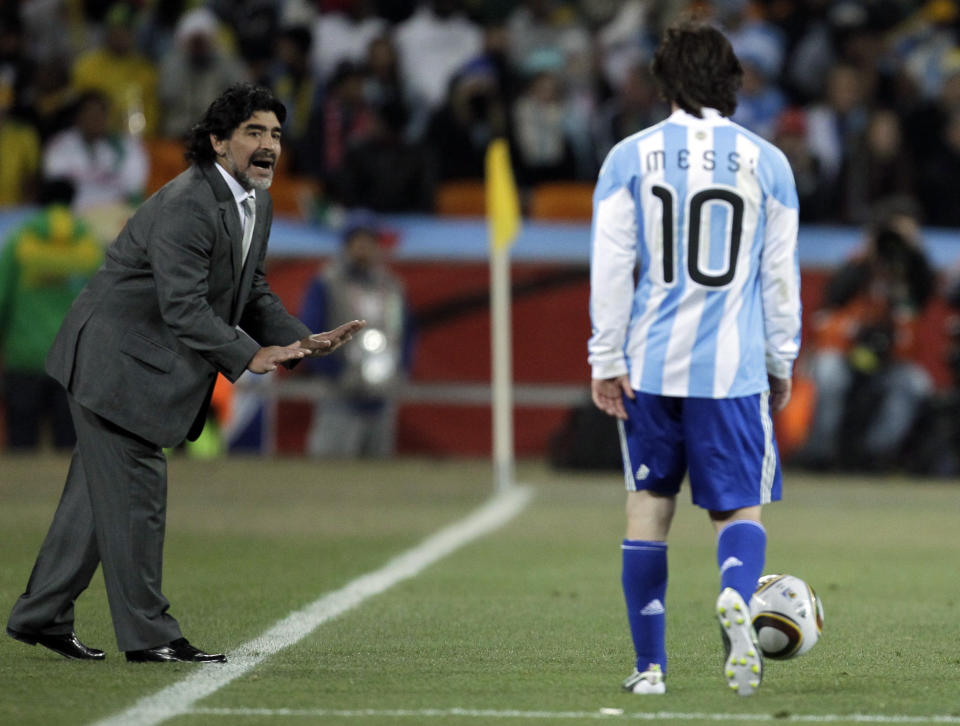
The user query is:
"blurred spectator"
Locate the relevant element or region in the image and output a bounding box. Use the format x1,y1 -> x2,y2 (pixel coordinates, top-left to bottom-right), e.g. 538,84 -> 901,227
455,20 -> 521,113
136,0 -> 190,62
841,108 -> 916,224
557,35 -> 602,180
0,178 -> 102,451
277,0 -> 319,28
335,106 -> 436,212
425,64 -> 506,180
211,0 -> 280,81
772,108 -> 831,223
596,0 -> 654,93
266,25 -> 323,175
370,0 -> 418,24
72,3 -> 159,137
318,61 -> 377,190
394,0 -> 483,133
895,0 -> 960,101
506,0 -> 591,74
18,0 -> 83,65
26,57 -> 78,141
796,197 -> 935,471
918,108 -> 960,227
805,63 -> 870,214
363,33 -> 410,124
0,92 -> 40,206
506,2 -> 595,177
43,90 -> 148,213
158,7 -> 248,139
723,0 -> 787,84
593,62 -> 668,164
0,12 -> 35,120
730,51 -> 787,139
310,0 -> 388,83
785,1 -> 864,103
299,214 -> 414,458
511,68 -> 577,185
905,50 -> 960,182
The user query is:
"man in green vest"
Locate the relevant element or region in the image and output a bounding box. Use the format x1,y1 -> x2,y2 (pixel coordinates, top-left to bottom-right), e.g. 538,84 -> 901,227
0,179 -> 103,450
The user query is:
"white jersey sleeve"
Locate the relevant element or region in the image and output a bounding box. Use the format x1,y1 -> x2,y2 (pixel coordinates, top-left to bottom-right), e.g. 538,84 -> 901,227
588,143 -> 641,381
759,148 -> 801,380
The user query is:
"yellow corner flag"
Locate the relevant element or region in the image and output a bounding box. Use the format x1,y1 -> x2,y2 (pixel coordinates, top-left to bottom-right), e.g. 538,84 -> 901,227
485,138 -> 521,251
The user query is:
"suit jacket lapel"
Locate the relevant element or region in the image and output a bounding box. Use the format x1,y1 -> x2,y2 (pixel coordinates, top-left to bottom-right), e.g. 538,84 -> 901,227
221,203 -> 243,283
201,165 -> 244,284
233,195 -> 266,314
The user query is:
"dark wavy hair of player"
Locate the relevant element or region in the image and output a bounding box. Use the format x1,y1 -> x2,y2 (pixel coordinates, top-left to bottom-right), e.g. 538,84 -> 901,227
651,20 -> 743,118
184,83 -> 287,165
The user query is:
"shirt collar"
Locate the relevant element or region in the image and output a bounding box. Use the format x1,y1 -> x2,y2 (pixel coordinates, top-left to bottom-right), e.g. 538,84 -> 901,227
214,161 -> 256,205
668,107 -> 727,124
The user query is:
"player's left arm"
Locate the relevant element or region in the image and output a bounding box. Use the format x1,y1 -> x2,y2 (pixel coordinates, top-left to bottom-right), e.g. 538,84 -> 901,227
760,147 -> 802,411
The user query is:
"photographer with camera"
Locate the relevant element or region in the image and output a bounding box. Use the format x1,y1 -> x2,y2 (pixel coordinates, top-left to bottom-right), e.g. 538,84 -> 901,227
797,196 -> 934,471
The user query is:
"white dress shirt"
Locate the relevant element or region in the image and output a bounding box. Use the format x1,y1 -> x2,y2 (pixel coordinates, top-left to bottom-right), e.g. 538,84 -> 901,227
214,162 -> 256,264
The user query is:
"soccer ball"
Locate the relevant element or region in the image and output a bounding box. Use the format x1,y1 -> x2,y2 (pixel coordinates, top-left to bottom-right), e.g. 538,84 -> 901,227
749,574 -> 824,660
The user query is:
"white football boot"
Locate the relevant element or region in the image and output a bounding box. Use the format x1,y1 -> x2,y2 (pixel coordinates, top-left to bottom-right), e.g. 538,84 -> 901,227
716,587 -> 763,696
621,663 -> 666,694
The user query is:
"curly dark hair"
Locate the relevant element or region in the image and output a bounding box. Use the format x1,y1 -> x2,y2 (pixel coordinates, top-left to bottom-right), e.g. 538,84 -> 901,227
184,83 -> 287,165
651,20 -> 743,118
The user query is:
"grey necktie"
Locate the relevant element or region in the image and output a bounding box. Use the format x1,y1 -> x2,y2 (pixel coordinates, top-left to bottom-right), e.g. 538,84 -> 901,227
241,195 -> 256,265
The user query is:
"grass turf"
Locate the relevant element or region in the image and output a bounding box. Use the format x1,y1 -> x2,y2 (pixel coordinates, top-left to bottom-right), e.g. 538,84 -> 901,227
1,454 -> 958,726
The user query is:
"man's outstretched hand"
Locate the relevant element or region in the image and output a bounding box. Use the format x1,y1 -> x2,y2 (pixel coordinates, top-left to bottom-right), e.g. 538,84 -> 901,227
246,320 -> 367,374
297,319 -> 367,357
247,345 -> 308,373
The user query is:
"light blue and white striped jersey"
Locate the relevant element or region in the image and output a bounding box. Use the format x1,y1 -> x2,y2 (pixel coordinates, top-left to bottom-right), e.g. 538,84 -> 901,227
588,108 -> 801,398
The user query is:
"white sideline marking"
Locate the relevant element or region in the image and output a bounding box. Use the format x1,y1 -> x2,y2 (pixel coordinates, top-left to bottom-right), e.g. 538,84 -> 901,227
190,708 -> 960,724
90,485 -> 534,726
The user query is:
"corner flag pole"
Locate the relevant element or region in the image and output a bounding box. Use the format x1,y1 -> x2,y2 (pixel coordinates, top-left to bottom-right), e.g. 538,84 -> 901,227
485,138 -> 521,493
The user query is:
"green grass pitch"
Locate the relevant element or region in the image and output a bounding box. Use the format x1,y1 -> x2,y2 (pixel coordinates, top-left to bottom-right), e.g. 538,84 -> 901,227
1,454 -> 958,726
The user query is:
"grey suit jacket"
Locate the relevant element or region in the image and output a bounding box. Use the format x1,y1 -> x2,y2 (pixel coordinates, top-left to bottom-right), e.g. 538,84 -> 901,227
46,163 -> 311,447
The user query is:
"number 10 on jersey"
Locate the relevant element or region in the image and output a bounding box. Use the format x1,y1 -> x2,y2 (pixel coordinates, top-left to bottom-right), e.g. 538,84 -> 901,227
651,183 -> 745,289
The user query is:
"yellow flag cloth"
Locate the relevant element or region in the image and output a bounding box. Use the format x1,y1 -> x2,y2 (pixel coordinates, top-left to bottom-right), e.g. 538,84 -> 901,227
485,138 -> 521,251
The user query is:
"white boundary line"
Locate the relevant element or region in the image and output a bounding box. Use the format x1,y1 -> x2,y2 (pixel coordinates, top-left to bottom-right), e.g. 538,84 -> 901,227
90,485 -> 535,726
189,708 -> 960,724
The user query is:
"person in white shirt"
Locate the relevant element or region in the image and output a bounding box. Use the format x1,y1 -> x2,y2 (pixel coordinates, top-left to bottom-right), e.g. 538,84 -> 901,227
42,90 -> 147,213
310,0 -> 387,83
589,20 -> 801,698
394,0 -> 482,128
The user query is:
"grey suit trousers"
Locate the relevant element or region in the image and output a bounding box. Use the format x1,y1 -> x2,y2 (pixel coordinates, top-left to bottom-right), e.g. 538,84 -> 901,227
7,396 -> 183,651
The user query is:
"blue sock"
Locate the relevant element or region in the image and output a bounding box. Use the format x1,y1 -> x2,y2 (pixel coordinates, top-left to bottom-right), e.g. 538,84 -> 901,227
716,520 -> 766,604
621,539 -> 667,674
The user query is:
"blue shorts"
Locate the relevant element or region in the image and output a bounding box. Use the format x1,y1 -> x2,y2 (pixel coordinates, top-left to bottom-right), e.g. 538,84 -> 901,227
617,391 -> 782,511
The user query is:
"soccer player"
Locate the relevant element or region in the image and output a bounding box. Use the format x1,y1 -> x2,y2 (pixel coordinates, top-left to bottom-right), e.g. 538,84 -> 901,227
588,21 -> 801,696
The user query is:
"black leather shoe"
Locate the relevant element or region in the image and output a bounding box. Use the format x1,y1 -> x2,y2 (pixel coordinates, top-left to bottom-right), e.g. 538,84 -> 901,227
125,637 -> 226,663
6,627 -> 106,660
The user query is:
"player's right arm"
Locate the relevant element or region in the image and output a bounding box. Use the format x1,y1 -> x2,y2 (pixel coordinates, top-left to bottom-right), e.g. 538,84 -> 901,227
589,144 -> 639,400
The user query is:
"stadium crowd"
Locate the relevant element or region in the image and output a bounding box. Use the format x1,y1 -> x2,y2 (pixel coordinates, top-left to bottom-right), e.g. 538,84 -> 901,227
1,0 -> 959,224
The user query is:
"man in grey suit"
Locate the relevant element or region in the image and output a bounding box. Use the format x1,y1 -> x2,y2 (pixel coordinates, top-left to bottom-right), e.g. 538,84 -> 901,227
6,83 -> 365,663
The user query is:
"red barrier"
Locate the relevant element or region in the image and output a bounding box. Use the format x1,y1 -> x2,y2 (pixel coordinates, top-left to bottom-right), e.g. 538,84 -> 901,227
264,258 -> 951,456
